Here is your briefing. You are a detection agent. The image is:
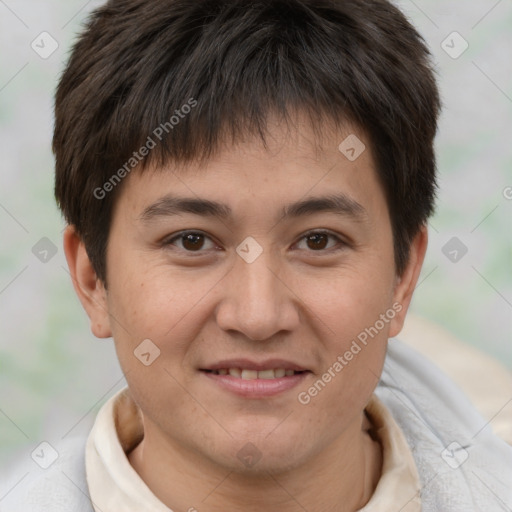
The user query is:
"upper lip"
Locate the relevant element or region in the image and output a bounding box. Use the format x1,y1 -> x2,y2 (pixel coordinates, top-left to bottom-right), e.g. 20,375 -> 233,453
202,358 -> 309,372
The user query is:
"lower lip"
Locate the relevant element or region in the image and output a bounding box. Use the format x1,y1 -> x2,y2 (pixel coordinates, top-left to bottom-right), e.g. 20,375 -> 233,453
201,371 -> 309,398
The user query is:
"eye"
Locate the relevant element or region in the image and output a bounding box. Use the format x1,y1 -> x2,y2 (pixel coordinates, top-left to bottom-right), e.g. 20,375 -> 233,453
295,230 -> 345,252
163,231 -> 218,252
163,229 -> 346,254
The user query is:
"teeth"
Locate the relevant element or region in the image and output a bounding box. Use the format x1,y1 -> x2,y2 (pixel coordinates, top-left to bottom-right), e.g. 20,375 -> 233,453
228,368 -> 241,377
241,369 -> 258,380
212,368 -> 298,379
258,369 -> 275,380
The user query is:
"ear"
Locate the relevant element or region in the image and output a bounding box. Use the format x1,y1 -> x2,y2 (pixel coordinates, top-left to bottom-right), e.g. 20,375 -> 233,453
388,225 -> 428,338
63,225 -> 112,338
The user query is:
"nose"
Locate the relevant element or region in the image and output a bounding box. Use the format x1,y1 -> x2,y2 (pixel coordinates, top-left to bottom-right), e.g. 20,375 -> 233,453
215,250 -> 300,341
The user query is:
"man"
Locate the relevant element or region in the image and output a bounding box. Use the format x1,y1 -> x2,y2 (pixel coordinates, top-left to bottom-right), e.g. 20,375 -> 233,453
4,0 -> 511,510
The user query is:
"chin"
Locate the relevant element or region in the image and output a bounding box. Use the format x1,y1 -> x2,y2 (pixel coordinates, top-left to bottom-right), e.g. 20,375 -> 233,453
208,433 -> 312,476
226,451 -> 307,477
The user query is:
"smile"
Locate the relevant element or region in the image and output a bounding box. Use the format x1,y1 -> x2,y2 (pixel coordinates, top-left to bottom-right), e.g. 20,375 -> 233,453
206,368 -> 302,379
201,368 -> 310,398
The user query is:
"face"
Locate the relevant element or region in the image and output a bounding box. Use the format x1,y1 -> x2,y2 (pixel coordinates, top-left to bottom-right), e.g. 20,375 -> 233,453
68,118 -> 425,475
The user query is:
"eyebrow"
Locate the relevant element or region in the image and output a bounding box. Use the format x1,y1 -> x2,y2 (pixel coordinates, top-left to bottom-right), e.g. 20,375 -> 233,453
139,194 -> 368,223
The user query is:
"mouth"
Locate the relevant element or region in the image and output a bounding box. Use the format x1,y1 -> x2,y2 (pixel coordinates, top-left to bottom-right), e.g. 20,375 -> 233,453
203,368 -> 306,379
200,359 -> 311,398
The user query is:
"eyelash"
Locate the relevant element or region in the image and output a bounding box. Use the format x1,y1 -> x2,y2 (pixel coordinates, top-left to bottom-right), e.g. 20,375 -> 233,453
162,230 -> 347,255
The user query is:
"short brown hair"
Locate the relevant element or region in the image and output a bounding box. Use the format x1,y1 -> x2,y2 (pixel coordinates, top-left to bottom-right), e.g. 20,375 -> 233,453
54,0 -> 441,284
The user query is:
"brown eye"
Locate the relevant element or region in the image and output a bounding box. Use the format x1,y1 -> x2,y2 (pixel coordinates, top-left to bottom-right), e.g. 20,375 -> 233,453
295,231 -> 345,252
182,233 -> 205,251
164,231 -> 216,252
306,233 -> 329,250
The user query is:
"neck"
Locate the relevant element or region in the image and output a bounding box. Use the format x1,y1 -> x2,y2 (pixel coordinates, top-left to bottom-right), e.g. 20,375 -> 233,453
128,412 -> 382,512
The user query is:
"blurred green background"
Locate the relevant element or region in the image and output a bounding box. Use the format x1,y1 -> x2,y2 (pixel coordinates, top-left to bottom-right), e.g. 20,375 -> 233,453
0,0 -> 511,478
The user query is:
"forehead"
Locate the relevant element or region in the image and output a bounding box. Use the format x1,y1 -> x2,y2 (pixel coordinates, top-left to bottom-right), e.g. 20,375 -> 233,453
113,116 -> 387,224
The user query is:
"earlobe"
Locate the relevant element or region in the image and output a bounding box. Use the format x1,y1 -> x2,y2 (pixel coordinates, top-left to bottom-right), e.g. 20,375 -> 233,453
388,225 -> 428,338
63,225 -> 112,339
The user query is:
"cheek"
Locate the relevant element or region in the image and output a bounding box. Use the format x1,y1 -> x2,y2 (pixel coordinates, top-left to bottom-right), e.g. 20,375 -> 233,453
105,261 -> 226,383
292,262 -> 395,407
329,281 -> 394,379
107,261 -> 209,335
294,260 -> 396,337
296,301 -> 391,431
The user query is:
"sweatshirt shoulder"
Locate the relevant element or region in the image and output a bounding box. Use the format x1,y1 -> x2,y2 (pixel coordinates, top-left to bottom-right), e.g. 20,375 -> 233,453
376,338 -> 512,510
1,436 -> 94,512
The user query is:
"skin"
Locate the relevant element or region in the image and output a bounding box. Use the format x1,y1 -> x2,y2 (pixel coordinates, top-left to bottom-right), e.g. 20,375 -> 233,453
64,116 -> 427,512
